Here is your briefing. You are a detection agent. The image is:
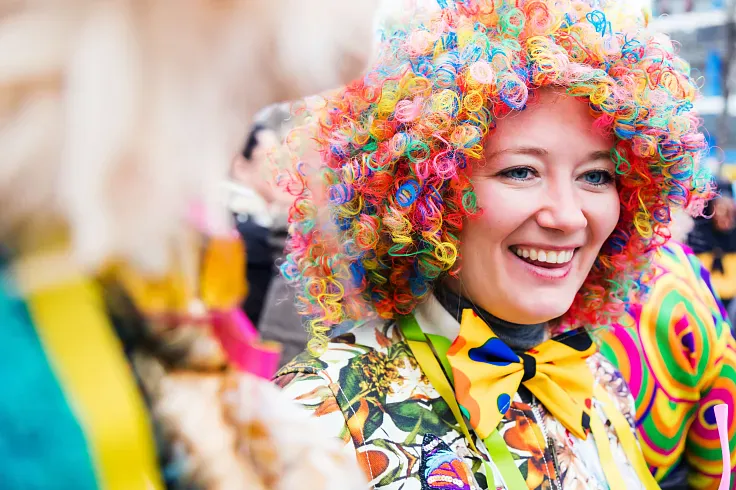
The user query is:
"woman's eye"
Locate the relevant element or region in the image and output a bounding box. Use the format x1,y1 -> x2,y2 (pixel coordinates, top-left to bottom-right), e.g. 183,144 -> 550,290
581,170 -> 613,186
502,167 -> 534,180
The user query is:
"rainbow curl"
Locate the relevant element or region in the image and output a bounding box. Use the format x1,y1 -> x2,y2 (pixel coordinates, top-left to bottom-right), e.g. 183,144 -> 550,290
283,0 -> 714,353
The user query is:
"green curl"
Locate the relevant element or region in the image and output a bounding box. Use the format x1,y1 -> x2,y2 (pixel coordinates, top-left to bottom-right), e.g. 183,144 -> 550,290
499,8 -> 525,38
461,189 -> 478,214
407,140 -> 431,163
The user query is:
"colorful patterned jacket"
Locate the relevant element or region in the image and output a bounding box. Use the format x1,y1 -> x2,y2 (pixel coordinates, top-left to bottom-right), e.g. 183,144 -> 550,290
275,296 -> 650,490
600,241 -> 736,489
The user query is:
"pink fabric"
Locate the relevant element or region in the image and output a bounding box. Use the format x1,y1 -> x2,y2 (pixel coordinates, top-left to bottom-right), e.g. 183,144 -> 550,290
717,404 -> 732,490
212,309 -> 281,379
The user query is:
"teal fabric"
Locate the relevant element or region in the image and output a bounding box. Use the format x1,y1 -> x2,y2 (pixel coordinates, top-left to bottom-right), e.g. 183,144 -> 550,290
0,264 -> 98,489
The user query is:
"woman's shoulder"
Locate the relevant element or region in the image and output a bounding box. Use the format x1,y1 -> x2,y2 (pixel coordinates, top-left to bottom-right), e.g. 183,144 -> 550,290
274,319 -> 405,382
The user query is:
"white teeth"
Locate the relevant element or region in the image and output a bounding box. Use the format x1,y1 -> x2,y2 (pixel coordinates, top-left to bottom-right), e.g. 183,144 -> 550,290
512,247 -> 575,264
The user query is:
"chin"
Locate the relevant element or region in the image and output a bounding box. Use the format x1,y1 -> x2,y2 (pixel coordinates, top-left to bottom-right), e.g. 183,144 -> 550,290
496,298 -> 573,326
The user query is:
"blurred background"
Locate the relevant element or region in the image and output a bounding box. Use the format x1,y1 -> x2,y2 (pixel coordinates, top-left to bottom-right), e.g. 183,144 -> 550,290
650,0 -> 736,173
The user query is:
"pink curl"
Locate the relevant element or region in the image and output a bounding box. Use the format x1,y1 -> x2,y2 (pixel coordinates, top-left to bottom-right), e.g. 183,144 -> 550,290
395,97 -> 425,122
593,113 -> 615,132
432,150 -> 460,180
469,61 -> 496,85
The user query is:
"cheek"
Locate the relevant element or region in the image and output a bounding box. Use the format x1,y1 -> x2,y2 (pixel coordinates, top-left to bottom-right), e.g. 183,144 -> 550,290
470,183 -> 531,241
586,191 -> 620,244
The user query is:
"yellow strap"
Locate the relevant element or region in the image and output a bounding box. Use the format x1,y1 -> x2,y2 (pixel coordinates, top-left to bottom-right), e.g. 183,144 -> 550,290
25,276 -> 163,490
405,338 -> 480,454
589,409 -> 626,490
400,314 -> 528,490
484,431 -> 529,490
594,384 -> 660,490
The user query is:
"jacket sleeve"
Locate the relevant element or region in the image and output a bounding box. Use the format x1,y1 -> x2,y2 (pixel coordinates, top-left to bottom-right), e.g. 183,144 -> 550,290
258,274 -> 310,367
681,249 -> 736,490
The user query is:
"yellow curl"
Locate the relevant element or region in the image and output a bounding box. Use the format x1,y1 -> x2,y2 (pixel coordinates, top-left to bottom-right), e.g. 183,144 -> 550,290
463,91 -> 485,113
634,193 -> 653,238
403,75 -> 433,98
464,144 -> 485,160
335,194 -> 364,218
433,241 -> 458,266
589,80 -> 612,106
431,89 -> 461,114
633,212 -> 653,238
377,81 -> 401,116
384,210 -> 414,244
370,117 -> 394,141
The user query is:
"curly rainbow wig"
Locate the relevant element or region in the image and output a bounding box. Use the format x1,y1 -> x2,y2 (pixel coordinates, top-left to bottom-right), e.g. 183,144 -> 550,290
282,0 -> 714,351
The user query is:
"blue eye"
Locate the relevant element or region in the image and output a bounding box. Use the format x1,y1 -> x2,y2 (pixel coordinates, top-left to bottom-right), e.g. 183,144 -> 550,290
582,170 -> 613,186
504,167 -> 534,180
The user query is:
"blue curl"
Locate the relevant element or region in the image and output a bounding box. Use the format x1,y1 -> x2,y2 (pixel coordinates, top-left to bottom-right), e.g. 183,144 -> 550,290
329,184 -> 355,205
622,37 -> 643,63
396,180 -> 421,207
586,11 -> 611,37
676,100 -> 694,115
350,261 -> 366,287
412,56 -> 435,78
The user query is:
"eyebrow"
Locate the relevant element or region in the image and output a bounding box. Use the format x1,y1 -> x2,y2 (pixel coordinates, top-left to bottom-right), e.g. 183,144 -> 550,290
486,146 -> 612,162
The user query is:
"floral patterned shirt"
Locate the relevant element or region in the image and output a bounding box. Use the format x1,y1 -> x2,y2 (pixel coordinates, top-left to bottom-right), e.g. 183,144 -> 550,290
275,297 -> 648,490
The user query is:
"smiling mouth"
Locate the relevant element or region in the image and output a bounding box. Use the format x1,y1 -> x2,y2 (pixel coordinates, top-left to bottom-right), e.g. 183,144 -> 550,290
509,246 -> 577,269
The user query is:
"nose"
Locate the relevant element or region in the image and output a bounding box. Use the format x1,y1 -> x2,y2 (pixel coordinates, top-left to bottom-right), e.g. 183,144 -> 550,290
535,182 -> 588,233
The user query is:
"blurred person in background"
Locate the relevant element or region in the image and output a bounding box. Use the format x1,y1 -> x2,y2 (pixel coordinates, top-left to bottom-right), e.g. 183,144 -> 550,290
258,0 -> 450,366
0,1 -> 384,489
688,177 -> 736,324
227,105 -> 292,326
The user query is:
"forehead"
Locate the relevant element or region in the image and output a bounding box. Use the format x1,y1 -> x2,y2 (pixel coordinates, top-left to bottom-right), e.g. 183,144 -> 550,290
486,90 -> 614,155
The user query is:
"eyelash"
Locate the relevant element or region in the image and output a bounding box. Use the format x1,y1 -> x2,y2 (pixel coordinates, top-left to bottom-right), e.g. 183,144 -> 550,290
499,166 -> 615,187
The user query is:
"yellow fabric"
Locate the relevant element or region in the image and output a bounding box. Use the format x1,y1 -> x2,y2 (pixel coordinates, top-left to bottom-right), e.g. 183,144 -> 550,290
697,252 -> 736,300
113,233 -> 246,315
589,409 -> 626,490
405,337 -> 480,454
447,310 -> 596,440
200,235 -> 246,309
25,275 -> 162,490
594,384 -> 661,490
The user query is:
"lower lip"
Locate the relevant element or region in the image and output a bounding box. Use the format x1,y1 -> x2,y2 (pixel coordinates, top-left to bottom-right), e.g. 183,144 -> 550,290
510,251 -> 573,280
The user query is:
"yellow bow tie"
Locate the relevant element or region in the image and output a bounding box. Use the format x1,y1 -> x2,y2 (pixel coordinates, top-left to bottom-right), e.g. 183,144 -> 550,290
447,309 -> 597,440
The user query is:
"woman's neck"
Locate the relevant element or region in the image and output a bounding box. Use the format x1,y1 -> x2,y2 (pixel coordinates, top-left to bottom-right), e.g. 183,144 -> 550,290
434,283 -> 548,352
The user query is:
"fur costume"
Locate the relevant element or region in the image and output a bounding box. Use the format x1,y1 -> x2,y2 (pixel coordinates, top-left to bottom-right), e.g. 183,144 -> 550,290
0,1 -> 386,488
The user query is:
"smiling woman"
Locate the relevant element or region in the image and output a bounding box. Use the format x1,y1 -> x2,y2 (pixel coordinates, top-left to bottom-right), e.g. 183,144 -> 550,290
453,90 -> 620,325
274,0 -> 716,489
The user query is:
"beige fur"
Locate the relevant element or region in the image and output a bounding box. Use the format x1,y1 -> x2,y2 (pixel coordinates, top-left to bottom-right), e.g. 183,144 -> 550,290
0,3 -> 387,488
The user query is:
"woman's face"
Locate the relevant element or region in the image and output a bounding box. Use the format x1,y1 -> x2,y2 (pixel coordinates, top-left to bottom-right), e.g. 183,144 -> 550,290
453,90 -> 620,325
